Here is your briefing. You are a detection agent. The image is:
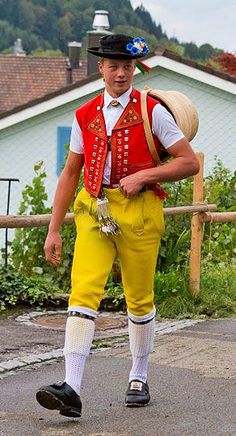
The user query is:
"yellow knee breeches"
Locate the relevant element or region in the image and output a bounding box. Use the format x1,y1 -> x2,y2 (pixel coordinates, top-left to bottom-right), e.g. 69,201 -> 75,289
69,187 -> 165,316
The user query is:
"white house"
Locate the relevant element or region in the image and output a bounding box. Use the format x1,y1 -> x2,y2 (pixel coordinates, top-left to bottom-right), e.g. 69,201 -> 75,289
0,47 -> 236,249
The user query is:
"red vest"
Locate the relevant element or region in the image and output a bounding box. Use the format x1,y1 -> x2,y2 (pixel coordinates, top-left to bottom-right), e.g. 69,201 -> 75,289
75,89 -> 165,197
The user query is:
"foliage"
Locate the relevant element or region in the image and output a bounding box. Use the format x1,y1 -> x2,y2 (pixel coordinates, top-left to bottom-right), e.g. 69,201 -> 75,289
181,41 -> 223,65
204,159 -> 236,211
157,178 -> 193,271
183,42 -> 199,60
158,38 -> 185,56
0,0 -> 161,54
0,265 -> 60,312
154,264 -> 236,319
202,160 -> 236,264
159,159 -> 236,270
198,43 -> 222,61
207,52 -> 236,77
197,264 -> 236,317
0,0 -> 226,63
112,25 -> 158,53
7,160 -> 77,291
134,5 -> 166,39
31,48 -> 64,57
8,161 -> 51,273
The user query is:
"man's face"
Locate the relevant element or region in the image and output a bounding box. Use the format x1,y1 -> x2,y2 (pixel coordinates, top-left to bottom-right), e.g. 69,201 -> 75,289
98,58 -> 136,97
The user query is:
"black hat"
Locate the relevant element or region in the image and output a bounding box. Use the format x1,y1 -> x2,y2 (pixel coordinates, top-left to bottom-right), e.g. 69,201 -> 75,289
87,34 -> 149,59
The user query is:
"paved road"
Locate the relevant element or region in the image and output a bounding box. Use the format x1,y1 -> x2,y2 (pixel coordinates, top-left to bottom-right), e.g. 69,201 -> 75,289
0,315 -> 235,436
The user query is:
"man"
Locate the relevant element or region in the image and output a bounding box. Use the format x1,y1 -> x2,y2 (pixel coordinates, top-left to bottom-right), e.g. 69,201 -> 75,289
36,34 -> 199,417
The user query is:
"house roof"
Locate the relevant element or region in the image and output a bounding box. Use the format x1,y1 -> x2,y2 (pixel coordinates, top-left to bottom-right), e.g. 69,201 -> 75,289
0,55 -> 87,113
157,47 -> 236,84
0,49 -> 235,129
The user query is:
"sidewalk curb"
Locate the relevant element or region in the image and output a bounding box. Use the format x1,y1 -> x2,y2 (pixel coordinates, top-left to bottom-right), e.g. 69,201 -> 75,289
0,319 -> 201,376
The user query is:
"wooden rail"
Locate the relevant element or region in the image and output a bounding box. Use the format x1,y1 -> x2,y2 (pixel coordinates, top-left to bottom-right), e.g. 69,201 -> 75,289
0,204 -> 217,229
200,211 -> 236,223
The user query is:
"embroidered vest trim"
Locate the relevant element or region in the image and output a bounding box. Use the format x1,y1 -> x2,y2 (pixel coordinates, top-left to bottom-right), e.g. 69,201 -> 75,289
75,89 -> 163,197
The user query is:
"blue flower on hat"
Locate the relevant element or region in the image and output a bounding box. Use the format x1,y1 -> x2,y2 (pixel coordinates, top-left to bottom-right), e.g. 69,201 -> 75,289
126,37 -> 149,56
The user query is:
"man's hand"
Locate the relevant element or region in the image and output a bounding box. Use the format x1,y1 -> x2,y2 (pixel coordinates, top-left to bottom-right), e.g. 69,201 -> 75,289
44,231 -> 62,266
42,151 -> 83,266
119,172 -> 144,198
119,138 -> 200,197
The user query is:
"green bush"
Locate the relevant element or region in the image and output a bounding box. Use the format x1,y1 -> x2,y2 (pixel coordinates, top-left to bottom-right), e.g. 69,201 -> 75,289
201,160 -> 236,264
0,265 -> 60,311
154,264 -> 236,319
8,161 -> 51,273
159,159 -> 236,269
7,161 -> 76,291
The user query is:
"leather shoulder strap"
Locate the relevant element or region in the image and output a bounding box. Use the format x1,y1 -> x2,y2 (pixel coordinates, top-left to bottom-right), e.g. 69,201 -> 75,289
141,88 -> 161,166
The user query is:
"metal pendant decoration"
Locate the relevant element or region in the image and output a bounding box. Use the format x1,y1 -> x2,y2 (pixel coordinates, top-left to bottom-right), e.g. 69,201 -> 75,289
97,194 -> 120,236
110,100 -> 120,107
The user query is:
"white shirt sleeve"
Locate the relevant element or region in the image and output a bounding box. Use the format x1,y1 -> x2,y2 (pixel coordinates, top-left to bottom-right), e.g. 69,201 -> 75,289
70,103 -> 185,154
152,104 -> 185,149
69,116 -> 84,154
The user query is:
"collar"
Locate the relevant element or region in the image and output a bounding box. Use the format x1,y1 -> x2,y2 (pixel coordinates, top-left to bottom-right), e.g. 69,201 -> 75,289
104,87 -> 132,109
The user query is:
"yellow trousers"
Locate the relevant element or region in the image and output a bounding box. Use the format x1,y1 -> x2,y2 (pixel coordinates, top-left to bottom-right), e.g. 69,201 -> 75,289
69,187 -> 164,316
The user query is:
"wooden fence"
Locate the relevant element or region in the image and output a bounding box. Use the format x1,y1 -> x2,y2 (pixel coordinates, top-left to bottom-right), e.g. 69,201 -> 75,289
0,153 -> 235,295
189,153 -> 236,295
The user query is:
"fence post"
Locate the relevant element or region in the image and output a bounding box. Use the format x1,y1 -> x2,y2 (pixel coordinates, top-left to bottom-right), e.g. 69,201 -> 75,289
0,178 -> 20,270
189,152 -> 204,296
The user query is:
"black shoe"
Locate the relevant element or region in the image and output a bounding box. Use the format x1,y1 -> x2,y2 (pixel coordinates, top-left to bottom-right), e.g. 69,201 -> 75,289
36,381 -> 82,417
125,380 -> 150,407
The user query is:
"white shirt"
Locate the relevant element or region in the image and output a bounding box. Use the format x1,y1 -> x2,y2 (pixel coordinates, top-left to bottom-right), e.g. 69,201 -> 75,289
70,87 -> 184,184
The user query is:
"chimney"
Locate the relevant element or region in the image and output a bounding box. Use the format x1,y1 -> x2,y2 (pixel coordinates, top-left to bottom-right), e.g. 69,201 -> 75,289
66,41 -> 82,85
87,10 -> 112,76
68,41 -> 82,68
13,38 -> 26,56
92,10 -> 110,31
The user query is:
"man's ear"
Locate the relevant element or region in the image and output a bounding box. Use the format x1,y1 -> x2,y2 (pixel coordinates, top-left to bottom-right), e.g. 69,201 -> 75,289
97,61 -> 103,74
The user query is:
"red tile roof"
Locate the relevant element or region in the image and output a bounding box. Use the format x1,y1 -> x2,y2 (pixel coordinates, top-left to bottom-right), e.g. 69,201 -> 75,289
0,55 -> 87,113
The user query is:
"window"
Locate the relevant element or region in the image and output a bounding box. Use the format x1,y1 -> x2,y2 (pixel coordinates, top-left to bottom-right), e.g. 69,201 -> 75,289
57,127 -> 71,175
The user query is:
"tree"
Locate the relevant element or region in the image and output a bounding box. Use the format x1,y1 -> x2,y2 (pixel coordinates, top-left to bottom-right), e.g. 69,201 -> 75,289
135,4 -> 166,39
16,0 -> 35,31
31,48 -> 63,57
0,0 -> 228,58
207,52 -> 236,76
58,14 -> 73,52
0,0 -> 19,23
113,24 -> 158,53
0,20 -> 15,51
183,42 -> 199,59
198,43 -> 216,61
159,37 -> 184,56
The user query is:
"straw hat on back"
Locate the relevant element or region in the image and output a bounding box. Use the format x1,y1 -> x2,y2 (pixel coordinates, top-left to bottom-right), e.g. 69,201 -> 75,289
147,89 -> 199,141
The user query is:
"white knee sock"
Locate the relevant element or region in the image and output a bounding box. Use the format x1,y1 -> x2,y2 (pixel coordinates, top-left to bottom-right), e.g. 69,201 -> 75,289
64,314 -> 95,395
128,309 -> 156,383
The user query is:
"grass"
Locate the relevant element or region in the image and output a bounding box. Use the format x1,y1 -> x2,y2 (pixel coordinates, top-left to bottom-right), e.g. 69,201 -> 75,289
105,263 -> 236,319
154,263 -> 236,319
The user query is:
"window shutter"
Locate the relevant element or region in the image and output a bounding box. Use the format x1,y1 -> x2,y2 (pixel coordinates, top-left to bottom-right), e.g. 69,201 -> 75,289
57,127 -> 71,176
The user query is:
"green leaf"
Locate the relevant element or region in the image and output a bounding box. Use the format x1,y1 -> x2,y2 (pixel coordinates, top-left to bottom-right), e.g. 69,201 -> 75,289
32,267 -> 43,275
